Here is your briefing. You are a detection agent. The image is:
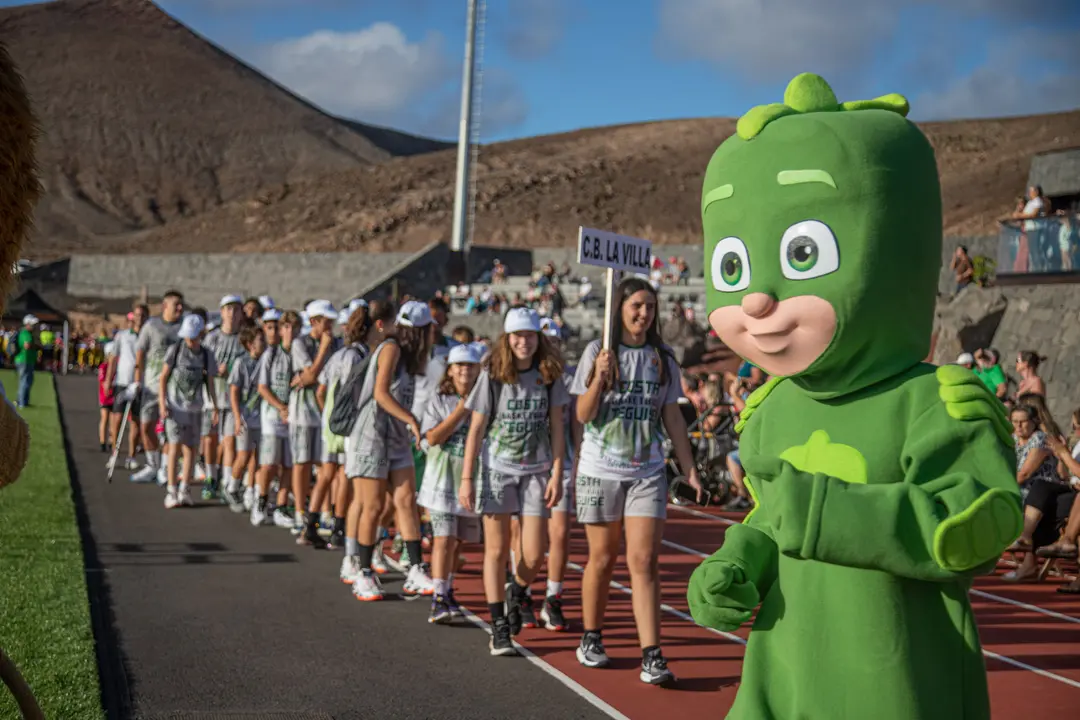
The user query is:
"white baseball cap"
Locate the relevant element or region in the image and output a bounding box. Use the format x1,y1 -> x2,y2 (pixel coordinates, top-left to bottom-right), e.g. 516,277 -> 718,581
261,308 -> 282,322
348,298 -> 368,312
397,300 -> 433,328
540,317 -> 560,338
178,314 -> 205,340
956,353 -> 975,365
219,294 -> 243,308
305,299 -> 339,321
22,314 -> 38,326
504,307 -> 541,334
258,295 -> 275,309
448,342 -> 483,365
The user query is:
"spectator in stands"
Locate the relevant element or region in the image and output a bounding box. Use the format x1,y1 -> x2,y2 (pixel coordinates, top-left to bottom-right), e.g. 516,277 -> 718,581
1014,350 -> 1047,399
577,277 -> 594,308
1057,211 -> 1076,271
492,259 -> 506,284
950,246 -> 974,294
1004,402 -> 1062,580
1009,186 -> 1050,272
451,325 -> 474,344
974,348 -> 1008,401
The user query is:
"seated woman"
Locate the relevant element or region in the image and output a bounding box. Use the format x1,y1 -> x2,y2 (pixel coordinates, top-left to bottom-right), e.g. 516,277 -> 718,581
1034,407 -> 1080,593
1004,402 -> 1068,581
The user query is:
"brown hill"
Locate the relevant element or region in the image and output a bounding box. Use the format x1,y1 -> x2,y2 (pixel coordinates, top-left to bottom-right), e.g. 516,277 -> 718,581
109,109 -> 1080,255
0,0 -> 448,259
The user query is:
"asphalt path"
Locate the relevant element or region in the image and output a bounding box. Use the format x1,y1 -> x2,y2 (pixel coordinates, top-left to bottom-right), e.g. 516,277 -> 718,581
57,374 -> 608,720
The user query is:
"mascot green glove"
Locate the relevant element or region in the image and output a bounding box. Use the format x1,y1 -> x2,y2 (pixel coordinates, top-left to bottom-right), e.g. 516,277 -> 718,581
687,72 -> 1023,720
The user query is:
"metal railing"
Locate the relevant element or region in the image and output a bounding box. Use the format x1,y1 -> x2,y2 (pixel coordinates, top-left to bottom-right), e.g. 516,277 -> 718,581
997,216 -> 1080,275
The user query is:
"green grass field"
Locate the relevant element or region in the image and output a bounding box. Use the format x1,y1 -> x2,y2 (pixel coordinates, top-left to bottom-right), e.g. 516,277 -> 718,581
0,371 -> 103,719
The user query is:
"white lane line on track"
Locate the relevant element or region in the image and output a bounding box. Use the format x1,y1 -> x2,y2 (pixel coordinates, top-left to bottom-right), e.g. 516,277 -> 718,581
458,607 -> 632,720
666,503 -> 1080,690
668,503 -> 1080,624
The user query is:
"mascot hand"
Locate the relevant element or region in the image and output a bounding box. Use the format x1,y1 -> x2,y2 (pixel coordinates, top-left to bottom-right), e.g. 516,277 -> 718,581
687,554 -> 760,631
740,455 -> 819,555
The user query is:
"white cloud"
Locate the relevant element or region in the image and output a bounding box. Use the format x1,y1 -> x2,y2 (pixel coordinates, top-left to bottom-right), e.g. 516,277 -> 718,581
256,22 -> 528,138
655,0 -> 897,83
913,29 -> 1080,119
654,0 -> 1080,118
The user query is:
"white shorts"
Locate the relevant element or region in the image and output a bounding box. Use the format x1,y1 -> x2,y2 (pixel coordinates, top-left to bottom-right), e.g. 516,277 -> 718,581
477,469 -> 550,518
259,434 -> 293,468
429,511 -> 482,543
575,472 -> 667,524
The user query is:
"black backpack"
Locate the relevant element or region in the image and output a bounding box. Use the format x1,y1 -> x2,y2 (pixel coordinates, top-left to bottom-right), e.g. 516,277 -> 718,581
327,340 -> 394,437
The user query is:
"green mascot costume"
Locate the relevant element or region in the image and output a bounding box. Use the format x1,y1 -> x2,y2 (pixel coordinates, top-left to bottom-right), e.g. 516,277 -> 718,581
686,73 -> 1023,719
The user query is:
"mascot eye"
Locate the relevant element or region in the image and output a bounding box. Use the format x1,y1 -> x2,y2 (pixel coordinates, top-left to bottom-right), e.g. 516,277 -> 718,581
780,220 -> 839,280
710,236 -> 751,292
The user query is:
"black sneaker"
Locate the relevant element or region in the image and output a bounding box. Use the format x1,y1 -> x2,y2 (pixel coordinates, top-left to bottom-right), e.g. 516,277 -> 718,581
489,617 -> 517,657
328,528 -> 346,550
640,647 -> 675,685
541,595 -> 568,631
575,631 -> 609,668
505,582 -> 526,635
429,594 -> 452,625
446,589 -> 462,619
296,523 -> 328,549
520,592 -> 537,629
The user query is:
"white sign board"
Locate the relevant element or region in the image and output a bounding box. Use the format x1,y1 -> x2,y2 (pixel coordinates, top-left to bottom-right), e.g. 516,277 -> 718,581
577,227 -> 653,275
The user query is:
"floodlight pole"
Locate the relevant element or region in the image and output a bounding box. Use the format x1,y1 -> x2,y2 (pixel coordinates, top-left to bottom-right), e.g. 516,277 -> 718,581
447,0 -> 479,283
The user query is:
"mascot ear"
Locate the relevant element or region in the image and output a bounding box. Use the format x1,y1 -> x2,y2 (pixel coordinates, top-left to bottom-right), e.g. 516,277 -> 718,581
0,40 -> 41,490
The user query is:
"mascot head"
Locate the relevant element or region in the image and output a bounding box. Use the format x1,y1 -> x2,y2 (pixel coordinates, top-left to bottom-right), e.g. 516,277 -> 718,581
702,73 -> 942,400
0,40 -> 41,489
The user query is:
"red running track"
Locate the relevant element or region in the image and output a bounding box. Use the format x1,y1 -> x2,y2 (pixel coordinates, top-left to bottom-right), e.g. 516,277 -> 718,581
445,503 -> 1080,720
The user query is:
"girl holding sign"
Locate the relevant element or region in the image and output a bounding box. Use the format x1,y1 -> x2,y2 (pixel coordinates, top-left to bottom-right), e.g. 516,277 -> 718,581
459,307 -> 569,656
572,277 -> 703,685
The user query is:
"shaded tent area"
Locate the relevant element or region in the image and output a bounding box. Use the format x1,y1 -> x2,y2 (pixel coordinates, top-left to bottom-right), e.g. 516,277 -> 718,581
2,287 -> 67,326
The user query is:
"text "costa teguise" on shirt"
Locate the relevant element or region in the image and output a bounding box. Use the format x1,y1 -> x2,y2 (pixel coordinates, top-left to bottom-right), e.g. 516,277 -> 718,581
577,227 -> 653,275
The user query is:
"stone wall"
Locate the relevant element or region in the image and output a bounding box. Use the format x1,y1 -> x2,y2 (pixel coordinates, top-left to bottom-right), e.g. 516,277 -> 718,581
933,283 -> 1079,426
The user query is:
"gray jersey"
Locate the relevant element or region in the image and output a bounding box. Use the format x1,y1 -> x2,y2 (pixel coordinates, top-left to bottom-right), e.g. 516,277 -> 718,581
289,334 -> 326,428
228,354 -> 262,428
163,342 -> 213,413
257,343 -> 292,438
136,317 -> 182,393
412,353 -> 447,421
112,329 -> 139,387
417,391 -> 471,514
571,340 -> 682,480
348,340 -> 415,452
204,328 -> 245,411
465,367 -> 570,475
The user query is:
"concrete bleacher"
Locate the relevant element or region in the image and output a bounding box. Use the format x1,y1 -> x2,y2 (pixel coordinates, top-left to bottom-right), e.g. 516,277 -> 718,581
446,274 -> 708,345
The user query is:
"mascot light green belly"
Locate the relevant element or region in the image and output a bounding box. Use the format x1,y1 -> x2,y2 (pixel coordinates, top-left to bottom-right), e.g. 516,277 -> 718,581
686,73 -> 1022,719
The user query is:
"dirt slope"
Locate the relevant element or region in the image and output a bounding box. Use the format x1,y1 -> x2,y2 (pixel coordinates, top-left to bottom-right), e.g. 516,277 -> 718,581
109,109 -> 1080,255
0,0 -> 443,257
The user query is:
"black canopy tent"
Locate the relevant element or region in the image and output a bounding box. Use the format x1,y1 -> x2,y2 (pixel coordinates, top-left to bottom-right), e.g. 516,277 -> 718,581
2,288 -> 67,327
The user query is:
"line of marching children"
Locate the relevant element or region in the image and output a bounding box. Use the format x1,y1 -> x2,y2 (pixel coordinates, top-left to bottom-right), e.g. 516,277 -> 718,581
109,278 -> 703,686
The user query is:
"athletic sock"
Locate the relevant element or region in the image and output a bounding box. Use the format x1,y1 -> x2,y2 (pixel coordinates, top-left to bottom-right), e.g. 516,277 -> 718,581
642,645 -> 660,660
345,537 -> 360,557
447,572 -> 455,589
433,578 -> 447,596
489,603 -> 505,621
547,580 -> 563,597
509,549 -> 517,575
333,517 -> 345,534
405,539 -> 423,567
357,543 -> 375,570
146,450 -> 160,469
223,466 -> 234,491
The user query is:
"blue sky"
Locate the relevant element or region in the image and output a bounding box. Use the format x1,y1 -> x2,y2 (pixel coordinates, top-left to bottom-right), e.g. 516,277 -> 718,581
5,0 -> 1080,142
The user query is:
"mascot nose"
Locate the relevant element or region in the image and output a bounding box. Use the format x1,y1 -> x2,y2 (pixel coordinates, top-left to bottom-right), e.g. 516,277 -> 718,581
741,293 -> 777,319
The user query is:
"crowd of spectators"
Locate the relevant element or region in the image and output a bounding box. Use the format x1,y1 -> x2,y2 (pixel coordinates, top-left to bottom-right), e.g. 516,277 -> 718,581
953,347 -> 1080,592
998,185 -> 1080,274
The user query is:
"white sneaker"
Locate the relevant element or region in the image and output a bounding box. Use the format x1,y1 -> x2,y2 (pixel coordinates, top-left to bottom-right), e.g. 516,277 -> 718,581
273,508 -> 294,529
250,503 -> 267,527
290,512 -> 304,536
164,491 -> 178,509
129,465 -> 157,484
351,568 -> 383,601
371,547 -> 390,576
402,563 -> 435,598
194,462 -> 206,481
156,466 -> 168,487
177,485 -> 194,507
242,486 -> 254,512
340,555 -> 360,585
124,457 -> 140,471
